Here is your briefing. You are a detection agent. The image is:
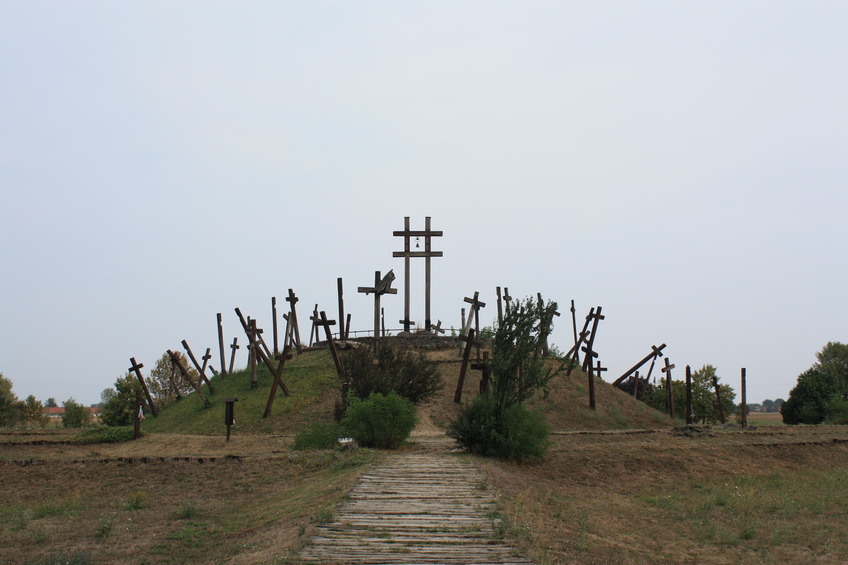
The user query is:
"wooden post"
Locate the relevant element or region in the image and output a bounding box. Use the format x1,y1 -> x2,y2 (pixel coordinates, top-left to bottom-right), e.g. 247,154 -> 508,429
454,329 -> 476,404
662,358 -> 676,418
182,340 -> 215,394
570,300 -> 578,357
263,346 -> 293,418
713,375 -> 725,423
311,311 -> 343,378
285,289 -> 303,353
472,351 -> 490,394
229,337 -> 239,374
128,358 -> 158,417
133,389 -> 142,439
223,398 -> 237,441
741,367 -> 747,428
272,297 -> 279,356
248,320 -> 259,388
685,365 -> 693,425
216,313 -> 228,377
587,352 -> 596,410
337,278 -> 346,340
496,286 -> 504,325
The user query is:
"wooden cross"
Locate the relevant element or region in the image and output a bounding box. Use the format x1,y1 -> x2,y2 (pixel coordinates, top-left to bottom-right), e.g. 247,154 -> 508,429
228,337 -> 239,375
358,270 -> 398,353
428,320 -> 445,334
234,308 -> 272,360
337,278 -> 347,340
613,343 -> 667,387
454,329 -> 476,404
581,306 -> 605,372
285,289 -> 303,353
502,287 -> 512,313
311,311 -> 343,378
459,292 -> 486,359
201,348 -> 212,376
536,293 -> 560,357
472,351 -> 491,394
182,340 -> 215,394
570,300 -> 579,357
393,216 -> 443,332
496,286 -> 504,325
263,345 -> 294,418
128,357 -> 158,417
661,358 -> 676,417
565,307 -> 594,374
167,349 -> 209,406
216,313 -> 228,377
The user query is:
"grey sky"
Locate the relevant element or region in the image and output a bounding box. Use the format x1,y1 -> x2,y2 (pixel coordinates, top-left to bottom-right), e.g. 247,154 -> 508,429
1,2 -> 846,407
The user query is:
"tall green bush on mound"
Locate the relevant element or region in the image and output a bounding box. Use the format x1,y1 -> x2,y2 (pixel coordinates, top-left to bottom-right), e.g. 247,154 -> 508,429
340,392 -> 417,449
449,393 -> 550,460
450,296 -> 559,460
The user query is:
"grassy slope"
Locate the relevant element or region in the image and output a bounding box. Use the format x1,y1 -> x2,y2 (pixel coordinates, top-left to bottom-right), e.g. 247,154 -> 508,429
142,348 -> 341,436
143,342 -> 675,437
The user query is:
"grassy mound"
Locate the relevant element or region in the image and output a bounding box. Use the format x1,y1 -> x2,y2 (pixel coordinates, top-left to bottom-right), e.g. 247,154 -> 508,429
142,341 -> 674,437
142,348 -> 341,436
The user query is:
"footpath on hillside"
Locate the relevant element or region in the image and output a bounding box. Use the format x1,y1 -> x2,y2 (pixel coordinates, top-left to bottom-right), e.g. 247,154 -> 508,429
297,417 -> 533,564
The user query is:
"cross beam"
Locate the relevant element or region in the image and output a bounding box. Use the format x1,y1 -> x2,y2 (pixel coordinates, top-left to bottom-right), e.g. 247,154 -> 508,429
393,216 -> 443,331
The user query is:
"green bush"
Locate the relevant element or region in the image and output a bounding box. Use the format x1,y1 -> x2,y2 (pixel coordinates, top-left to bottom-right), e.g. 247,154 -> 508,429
340,343 -> 443,405
340,392 -> 417,449
293,421 -> 344,450
72,425 -> 135,444
449,393 -> 551,461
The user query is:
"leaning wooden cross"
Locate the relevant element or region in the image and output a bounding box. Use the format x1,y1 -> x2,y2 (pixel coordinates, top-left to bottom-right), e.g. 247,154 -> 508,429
661,358 -> 676,418
167,349 -> 210,406
358,269 -> 398,353
459,291 -> 486,358
128,357 -> 158,417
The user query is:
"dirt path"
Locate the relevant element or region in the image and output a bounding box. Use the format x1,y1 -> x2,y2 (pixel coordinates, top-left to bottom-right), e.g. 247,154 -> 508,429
298,422 -> 532,564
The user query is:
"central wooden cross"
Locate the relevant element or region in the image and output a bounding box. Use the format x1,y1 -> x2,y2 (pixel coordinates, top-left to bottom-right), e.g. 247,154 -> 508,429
358,269 -> 398,352
393,216 -> 443,332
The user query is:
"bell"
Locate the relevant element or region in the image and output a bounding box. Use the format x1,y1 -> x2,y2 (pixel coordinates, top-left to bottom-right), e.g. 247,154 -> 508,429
415,237 -> 420,249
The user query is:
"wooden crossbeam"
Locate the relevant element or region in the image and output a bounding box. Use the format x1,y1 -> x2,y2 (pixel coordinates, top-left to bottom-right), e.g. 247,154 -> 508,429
613,344 -> 667,387
167,349 -> 209,406
182,340 -> 215,394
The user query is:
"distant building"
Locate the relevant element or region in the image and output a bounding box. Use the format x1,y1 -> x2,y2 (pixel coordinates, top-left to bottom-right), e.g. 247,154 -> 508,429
43,406 -> 101,422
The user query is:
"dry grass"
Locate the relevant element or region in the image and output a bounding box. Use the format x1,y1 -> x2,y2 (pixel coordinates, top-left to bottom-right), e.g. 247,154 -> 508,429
0,437 -> 377,565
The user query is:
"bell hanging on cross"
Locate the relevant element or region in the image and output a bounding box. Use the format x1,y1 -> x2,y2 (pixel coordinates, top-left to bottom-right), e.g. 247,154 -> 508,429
415,237 -> 420,248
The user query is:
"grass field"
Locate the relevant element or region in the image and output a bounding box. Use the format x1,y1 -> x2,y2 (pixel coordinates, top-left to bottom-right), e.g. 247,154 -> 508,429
3,344 -> 845,564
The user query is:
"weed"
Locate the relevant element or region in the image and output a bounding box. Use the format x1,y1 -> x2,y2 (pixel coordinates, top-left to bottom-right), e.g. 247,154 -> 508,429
314,506 -> 334,524
96,516 -> 115,538
576,508 -> 590,551
125,490 -> 148,511
177,503 -> 198,520
24,551 -> 92,565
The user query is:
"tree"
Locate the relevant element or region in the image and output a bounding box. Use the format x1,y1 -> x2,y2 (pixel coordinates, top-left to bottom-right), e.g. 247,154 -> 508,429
0,373 -> 21,428
449,296 -> 558,460
643,365 -> 735,424
62,398 -> 92,428
100,374 -> 141,427
45,397 -> 58,408
146,352 -> 197,408
782,342 -> 848,425
21,395 -> 47,428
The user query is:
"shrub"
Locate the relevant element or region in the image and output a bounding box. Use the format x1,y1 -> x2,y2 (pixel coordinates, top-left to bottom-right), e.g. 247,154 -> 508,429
449,393 -> 551,461
340,392 -> 417,449
72,425 -> 135,444
293,421 -> 344,450
341,344 -> 442,405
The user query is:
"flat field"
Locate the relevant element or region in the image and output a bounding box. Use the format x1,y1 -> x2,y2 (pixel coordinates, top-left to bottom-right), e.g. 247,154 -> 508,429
2,424 -> 847,564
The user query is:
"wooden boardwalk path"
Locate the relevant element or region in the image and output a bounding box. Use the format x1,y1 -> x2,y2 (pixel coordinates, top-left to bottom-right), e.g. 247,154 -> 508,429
298,444 -> 532,564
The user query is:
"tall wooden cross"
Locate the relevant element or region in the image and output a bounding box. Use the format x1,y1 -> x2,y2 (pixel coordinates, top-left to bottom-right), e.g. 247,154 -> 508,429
393,216 -> 443,332
358,270 -> 397,353
228,337 -> 239,374
581,306 -> 605,372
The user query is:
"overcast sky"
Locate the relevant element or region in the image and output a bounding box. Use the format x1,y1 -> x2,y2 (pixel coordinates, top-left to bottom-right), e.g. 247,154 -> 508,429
1,2 -> 846,408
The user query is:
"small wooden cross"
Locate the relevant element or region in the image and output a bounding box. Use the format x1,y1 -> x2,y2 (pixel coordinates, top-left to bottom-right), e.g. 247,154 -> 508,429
285,289 -> 303,352
358,270 -> 398,351
662,357 -> 676,417
228,337 -> 239,375
311,311 -> 342,377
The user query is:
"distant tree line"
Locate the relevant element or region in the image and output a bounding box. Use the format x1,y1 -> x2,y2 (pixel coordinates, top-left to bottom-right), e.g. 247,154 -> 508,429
0,373 -> 93,429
